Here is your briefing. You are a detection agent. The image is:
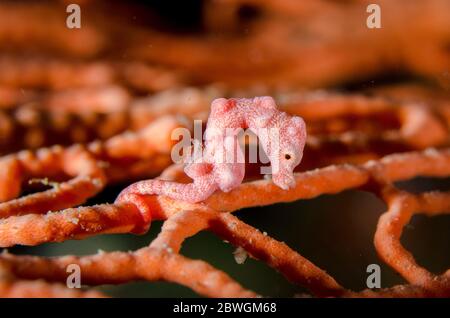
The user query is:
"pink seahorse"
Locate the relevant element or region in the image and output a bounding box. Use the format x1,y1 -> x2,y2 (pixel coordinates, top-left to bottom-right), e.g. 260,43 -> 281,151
116,97 -> 307,204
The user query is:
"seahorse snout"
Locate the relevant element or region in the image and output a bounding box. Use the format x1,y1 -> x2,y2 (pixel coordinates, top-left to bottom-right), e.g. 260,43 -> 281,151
272,172 -> 296,190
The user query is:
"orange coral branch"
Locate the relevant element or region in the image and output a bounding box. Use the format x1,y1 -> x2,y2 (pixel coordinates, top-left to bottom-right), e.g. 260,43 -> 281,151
1,148 -> 449,297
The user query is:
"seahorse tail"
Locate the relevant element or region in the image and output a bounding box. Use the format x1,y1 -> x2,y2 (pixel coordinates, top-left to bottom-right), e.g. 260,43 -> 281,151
115,174 -> 217,204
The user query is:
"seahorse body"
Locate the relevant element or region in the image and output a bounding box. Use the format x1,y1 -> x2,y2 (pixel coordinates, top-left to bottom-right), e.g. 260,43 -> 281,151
116,97 -> 306,203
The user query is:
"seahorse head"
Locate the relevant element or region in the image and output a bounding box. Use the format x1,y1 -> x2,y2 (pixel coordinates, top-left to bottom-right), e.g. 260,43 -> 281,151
265,113 -> 307,190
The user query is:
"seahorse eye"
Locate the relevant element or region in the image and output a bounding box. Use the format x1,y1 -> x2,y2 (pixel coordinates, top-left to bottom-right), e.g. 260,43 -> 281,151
284,154 -> 291,160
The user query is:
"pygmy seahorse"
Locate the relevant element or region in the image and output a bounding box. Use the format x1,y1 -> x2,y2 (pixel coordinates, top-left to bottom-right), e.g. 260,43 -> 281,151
116,96 -> 307,203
